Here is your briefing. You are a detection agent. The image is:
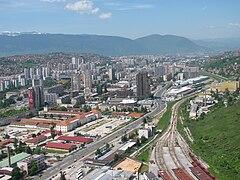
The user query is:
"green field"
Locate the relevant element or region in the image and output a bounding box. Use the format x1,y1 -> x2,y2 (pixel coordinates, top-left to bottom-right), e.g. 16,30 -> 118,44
188,101 -> 240,180
157,101 -> 175,131
135,147 -> 150,163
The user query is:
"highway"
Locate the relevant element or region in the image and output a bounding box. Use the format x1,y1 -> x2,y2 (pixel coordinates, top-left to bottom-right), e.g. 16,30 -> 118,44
40,83 -> 169,180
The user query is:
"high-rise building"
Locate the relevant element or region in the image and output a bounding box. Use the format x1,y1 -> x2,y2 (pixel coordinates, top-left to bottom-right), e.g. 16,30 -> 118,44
108,68 -> 116,81
183,67 -> 199,79
0,81 -> 5,91
29,68 -> 35,79
71,74 -> 81,92
36,67 -> 43,78
24,68 -> 30,79
28,86 -> 44,110
83,72 -> 92,95
136,71 -> 150,99
42,67 -> 50,80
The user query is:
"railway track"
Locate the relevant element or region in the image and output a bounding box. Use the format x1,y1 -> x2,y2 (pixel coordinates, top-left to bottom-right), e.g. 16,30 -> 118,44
154,99 -> 197,179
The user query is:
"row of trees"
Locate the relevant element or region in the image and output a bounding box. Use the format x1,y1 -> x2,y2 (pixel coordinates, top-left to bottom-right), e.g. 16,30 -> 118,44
13,139 -> 44,155
0,98 -> 16,109
0,107 -> 27,118
111,106 -> 148,113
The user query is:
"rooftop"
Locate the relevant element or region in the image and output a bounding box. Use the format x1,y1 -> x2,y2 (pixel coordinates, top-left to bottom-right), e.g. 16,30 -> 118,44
0,152 -> 31,168
113,158 -> 141,172
45,142 -> 76,150
57,136 -> 93,143
25,135 -> 47,144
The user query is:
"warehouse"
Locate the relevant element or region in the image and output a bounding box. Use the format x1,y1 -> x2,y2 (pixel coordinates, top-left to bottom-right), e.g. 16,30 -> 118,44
45,142 -> 76,152
57,136 -> 93,144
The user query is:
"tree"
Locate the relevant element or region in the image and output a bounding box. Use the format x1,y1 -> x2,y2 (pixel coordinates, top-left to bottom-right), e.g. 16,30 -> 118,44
143,118 -> 147,124
95,105 -> 100,111
60,171 -> 66,180
32,134 -> 37,138
50,123 -> 56,140
25,146 -> 32,154
33,146 -> 42,154
121,135 -> 128,142
13,139 -> 18,149
105,143 -> 110,149
56,106 -> 67,111
37,132 -> 41,136
114,154 -> 120,162
95,148 -> 101,155
11,167 -> 23,180
3,134 -> 10,139
80,143 -> 85,148
29,160 -> 38,176
136,138 -> 140,146
140,136 -> 147,144
50,114 -> 53,118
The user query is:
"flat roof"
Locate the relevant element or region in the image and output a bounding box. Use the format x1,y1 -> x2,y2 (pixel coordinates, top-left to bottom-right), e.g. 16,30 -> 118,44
168,86 -> 191,95
0,152 -> 31,168
119,142 -> 136,151
113,158 -> 141,172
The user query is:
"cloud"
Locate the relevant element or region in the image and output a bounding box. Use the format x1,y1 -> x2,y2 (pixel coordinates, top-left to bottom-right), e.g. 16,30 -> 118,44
42,0 -> 65,2
65,0 -> 99,14
99,12 -> 112,19
208,26 -> 215,29
105,2 -> 154,11
228,22 -> 240,28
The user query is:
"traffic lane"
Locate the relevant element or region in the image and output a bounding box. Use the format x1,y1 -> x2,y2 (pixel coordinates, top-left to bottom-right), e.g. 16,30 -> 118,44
41,87 -> 167,179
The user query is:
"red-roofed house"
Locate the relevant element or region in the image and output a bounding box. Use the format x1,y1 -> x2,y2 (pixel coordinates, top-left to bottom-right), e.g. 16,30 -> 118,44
44,130 -> 62,136
57,136 -> 93,144
0,138 -> 15,148
91,110 -> 102,118
25,135 -> 47,145
45,142 -> 76,152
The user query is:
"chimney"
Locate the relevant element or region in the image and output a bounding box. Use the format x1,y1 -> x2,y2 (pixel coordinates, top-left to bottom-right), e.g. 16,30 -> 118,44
7,146 -> 11,167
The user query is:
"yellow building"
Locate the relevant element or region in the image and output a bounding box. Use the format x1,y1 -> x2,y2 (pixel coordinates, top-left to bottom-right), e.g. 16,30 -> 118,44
211,81 -> 240,92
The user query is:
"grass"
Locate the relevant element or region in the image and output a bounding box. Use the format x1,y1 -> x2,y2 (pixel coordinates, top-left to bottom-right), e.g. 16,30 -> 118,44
139,164 -> 149,173
45,149 -> 68,154
200,71 -> 227,81
157,101 -> 175,131
180,100 -> 240,180
135,147 -> 150,163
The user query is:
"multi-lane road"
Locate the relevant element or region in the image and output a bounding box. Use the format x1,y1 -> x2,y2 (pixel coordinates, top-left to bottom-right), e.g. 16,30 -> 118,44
40,84 -> 169,180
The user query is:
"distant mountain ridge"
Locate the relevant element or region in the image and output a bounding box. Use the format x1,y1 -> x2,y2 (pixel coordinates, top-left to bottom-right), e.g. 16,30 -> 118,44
0,33 -> 211,56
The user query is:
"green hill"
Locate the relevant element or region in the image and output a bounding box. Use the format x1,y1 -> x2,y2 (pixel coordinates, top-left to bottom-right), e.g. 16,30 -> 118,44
189,101 -> 240,179
0,34 -> 204,56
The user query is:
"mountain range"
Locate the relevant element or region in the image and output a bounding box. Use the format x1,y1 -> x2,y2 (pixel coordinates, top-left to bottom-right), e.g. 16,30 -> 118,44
0,33 -> 239,56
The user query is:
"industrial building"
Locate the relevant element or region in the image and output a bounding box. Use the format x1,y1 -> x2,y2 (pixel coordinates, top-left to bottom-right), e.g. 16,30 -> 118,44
44,142 -> 76,152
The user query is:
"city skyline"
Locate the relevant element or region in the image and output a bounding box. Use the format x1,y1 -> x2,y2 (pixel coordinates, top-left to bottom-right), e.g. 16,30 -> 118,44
0,0 -> 240,39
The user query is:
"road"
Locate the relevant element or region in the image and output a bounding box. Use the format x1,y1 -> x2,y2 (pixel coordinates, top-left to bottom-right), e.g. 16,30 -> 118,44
40,83 -> 169,180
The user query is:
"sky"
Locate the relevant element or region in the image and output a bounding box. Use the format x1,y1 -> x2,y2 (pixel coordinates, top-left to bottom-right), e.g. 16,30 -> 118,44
0,0 -> 240,39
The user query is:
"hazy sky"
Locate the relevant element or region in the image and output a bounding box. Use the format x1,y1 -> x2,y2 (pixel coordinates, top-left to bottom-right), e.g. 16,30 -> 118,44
0,0 -> 240,39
